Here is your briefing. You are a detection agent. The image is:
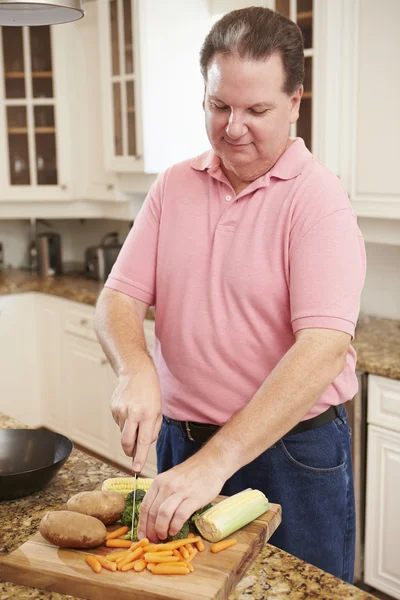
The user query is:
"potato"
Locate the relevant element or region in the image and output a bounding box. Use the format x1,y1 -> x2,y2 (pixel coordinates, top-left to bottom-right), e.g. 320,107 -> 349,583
66,490 -> 126,525
39,510 -> 107,548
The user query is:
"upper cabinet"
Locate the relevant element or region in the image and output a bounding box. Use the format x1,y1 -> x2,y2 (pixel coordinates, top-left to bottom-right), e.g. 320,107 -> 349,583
0,24 -> 73,201
343,0 -> 400,219
274,0 -> 313,152
98,0 -> 210,174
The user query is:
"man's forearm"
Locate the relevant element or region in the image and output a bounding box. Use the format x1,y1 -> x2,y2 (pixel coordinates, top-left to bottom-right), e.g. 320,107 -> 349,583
197,329 -> 350,480
94,288 -> 153,376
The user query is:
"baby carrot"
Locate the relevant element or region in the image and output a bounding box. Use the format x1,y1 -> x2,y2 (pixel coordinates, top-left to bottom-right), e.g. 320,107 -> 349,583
133,559 -> 147,572
211,538 -> 237,553
105,539 -> 132,548
195,539 -> 205,552
121,559 -> 145,572
161,536 -> 201,551
106,525 -> 129,541
105,549 -> 131,562
142,543 -> 160,553
187,547 -> 198,562
144,554 -> 180,563
95,556 -> 117,572
152,564 -> 190,575
180,547 -> 190,560
85,555 -> 101,573
118,547 -> 144,569
147,562 -> 156,571
130,537 -> 149,551
173,549 -> 182,559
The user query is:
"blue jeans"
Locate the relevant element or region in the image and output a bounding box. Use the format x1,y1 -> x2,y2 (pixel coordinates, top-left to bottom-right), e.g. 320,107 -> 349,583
156,404 -> 355,583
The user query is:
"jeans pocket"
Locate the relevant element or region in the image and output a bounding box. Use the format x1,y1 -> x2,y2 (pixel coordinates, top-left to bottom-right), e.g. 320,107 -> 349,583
278,419 -> 348,474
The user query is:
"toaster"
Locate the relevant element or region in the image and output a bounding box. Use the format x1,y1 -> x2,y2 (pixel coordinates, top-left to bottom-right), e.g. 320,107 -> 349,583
84,232 -> 122,281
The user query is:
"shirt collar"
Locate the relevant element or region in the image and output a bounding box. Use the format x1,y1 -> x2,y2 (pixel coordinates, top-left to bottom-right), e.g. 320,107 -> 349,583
191,138 -> 311,182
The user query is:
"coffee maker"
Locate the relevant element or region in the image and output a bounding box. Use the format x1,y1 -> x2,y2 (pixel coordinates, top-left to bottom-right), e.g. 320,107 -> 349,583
36,232 -> 62,276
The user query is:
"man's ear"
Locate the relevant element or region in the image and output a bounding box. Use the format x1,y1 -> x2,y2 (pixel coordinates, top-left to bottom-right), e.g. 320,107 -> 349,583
202,83 -> 207,111
289,86 -> 303,125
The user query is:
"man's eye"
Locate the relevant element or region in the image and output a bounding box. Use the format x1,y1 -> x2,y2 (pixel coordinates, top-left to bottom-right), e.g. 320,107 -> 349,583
212,104 -> 229,111
250,108 -> 268,115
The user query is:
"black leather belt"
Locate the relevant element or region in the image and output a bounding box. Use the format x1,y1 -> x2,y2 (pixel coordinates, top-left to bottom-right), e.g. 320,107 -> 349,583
163,404 -> 342,444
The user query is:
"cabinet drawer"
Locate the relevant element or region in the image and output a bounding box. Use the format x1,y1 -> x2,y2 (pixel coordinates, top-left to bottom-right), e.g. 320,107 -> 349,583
368,375 -> 400,433
64,305 -> 97,342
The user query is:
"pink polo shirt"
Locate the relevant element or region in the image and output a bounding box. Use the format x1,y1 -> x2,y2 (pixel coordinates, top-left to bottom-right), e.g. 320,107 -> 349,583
105,138 -> 366,425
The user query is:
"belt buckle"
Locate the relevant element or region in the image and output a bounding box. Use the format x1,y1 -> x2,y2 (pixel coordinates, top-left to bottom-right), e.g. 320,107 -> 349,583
184,421 -> 195,442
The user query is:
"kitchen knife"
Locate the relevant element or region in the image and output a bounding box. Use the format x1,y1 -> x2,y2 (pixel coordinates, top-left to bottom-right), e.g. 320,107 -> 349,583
131,470 -> 137,541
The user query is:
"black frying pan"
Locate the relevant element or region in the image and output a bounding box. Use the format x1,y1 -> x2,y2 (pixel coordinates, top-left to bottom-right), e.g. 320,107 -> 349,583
0,429 -> 73,501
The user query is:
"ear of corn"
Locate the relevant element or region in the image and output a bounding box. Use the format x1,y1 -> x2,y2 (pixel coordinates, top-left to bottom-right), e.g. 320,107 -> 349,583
102,477 -> 154,497
194,488 -> 269,543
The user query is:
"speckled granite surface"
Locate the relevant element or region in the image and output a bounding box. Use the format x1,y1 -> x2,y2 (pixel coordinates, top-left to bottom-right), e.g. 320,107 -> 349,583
353,314 -> 400,380
0,269 -> 155,320
0,414 -> 378,600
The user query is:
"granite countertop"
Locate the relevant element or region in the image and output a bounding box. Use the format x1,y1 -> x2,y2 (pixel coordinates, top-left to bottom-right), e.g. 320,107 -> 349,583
353,314 -> 400,380
1,269 -> 399,379
0,269 -> 155,320
0,414 -> 378,600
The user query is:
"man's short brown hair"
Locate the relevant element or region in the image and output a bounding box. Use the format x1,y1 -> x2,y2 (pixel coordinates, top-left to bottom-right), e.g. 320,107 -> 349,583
200,6 -> 304,95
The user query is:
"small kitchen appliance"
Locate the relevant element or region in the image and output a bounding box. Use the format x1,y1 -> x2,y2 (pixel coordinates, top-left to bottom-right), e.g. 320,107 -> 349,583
84,232 -> 122,282
37,231 -> 62,277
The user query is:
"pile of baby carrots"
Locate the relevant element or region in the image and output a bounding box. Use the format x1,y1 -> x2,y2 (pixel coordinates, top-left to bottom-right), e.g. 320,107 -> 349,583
85,525 -> 237,576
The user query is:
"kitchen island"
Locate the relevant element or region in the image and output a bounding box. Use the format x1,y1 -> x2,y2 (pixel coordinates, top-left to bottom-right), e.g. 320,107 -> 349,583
0,413 -> 378,600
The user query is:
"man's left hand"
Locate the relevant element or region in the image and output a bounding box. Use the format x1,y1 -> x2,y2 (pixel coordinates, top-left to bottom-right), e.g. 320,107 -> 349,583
137,456 -> 226,542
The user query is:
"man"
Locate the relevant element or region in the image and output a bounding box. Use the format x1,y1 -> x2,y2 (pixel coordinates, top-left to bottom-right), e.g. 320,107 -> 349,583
95,7 -> 366,583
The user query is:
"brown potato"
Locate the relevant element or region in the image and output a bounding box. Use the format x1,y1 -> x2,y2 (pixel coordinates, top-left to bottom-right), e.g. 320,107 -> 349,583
66,490 -> 126,525
39,510 -> 107,548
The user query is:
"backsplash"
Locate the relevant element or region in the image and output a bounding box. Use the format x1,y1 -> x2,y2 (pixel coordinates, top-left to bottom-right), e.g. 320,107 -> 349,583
0,219 -> 131,272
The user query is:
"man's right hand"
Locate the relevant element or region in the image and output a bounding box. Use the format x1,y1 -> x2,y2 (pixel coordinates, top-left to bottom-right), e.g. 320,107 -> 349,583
111,362 -> 162,473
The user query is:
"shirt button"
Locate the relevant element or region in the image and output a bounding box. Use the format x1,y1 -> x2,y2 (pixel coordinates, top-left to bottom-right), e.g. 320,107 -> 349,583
225,195 -> 232,202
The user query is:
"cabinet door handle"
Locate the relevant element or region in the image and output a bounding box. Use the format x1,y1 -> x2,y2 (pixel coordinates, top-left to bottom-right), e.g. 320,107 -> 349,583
60,184 -> 67,191
100,358 -> 108,365
79,318 -> 89,326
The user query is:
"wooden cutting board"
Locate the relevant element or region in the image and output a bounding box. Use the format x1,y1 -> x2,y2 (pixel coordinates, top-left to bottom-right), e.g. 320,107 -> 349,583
0,501 -> 281,600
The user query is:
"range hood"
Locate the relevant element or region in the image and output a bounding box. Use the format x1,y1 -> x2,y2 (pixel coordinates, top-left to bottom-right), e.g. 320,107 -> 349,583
0,0 -> 84,26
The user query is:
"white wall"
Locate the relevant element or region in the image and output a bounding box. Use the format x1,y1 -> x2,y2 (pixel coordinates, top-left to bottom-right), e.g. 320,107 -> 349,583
0,219 -> 131,271
360,243 -> 400,321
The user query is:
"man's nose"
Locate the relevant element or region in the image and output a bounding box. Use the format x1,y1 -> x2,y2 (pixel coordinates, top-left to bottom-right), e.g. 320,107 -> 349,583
225,111 -> 248,139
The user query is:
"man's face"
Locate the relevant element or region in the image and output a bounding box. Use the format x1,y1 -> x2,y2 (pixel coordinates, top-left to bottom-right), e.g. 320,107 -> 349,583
203,52 -> 302,181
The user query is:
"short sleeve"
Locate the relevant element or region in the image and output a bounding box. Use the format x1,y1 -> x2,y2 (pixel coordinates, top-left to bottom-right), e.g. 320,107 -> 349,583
104,175 -> 164,306
289,208 -> 366,340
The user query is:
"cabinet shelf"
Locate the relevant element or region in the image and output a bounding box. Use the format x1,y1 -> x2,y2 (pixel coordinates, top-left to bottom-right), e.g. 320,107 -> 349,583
297,10 -> 312,25
36,126 -> 56,134
5,71 -> 53,79
8,126 -> 56,134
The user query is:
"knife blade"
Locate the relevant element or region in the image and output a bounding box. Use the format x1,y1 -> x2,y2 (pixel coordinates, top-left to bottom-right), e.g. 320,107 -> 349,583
131,470 -> 137,541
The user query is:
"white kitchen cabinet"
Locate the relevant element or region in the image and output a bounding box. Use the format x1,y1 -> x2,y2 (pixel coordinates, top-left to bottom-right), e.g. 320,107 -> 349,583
0,293 -> 40,426
365,375 -> 400,599
64,332 -> 117,459
98,0 -> 210,174
36,294 -> 66,432
341,0 -> 400,219
38,293 -> 157,475
69,0 -> 118,202
0,24 -> 74,201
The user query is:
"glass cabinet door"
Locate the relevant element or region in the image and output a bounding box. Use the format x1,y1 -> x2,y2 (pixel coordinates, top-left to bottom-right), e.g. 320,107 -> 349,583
275,0 -> 313,151
1,25 -> 59,187
108,0 -> 139,161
